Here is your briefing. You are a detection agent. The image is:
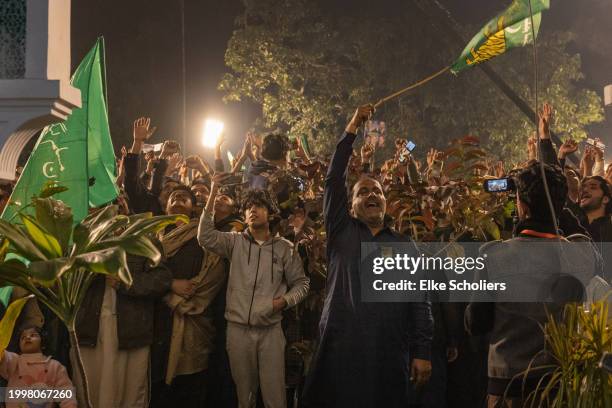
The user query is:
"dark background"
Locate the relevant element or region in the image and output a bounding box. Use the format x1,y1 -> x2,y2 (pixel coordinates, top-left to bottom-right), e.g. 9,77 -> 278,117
70,0 -> 612,161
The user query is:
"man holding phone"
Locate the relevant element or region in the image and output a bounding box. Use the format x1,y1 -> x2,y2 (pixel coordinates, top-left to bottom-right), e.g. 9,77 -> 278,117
198,176 -> 310,408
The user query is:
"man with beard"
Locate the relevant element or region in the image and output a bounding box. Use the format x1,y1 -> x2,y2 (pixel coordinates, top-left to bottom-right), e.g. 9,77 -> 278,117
151,184 -> 230,406
578,176 -> 612,281
302,105 -> 433,408
198,181 -> 310,408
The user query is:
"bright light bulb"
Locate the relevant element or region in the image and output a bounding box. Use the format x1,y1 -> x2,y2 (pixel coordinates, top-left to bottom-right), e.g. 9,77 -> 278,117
202,119 -> 224,148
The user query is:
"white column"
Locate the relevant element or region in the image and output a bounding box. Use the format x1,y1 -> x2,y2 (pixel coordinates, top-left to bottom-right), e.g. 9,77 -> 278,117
0,0 -> 81,181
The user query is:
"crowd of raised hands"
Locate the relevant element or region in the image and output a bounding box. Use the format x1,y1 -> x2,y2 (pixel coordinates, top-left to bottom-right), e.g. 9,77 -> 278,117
112,102 -> 610,244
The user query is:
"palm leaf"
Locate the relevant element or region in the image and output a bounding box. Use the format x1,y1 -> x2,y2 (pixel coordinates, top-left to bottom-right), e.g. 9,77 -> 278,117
27,258 -> 72,286
20,214 -> 63,259
0,220 -> 47,261
72,247 -> 132,286
0,295 -> 33,359
33,197 -> 73,254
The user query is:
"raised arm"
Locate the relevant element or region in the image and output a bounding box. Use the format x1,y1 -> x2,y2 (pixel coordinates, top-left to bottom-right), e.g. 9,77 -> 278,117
538,103 -> 560,166
324,104 -> 374,237
197,174 -> 238,259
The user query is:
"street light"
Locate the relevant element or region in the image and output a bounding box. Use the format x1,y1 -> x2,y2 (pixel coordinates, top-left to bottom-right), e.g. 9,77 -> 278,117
202,119 -> 224,148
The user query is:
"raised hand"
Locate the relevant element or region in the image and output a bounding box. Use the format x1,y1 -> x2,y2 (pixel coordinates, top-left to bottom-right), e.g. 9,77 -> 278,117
145,155 -> 157,175
494,160 -> 505,178
164,152 -> 183,176
581,146 -> 595,177
538,103 -> 553,140
527,136 -> 537,160
426,148 -> 441,169
592,138 -> 604,162
346,104 -> 375,134
133,117 -> 157,143
184,154 -> 210,175
361,142 -> 375,163
159,140 -> 180,160
558,139 -> 578,159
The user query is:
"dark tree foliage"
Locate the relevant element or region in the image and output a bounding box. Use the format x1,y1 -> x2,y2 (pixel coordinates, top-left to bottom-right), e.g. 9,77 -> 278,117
220,0 -> 603,162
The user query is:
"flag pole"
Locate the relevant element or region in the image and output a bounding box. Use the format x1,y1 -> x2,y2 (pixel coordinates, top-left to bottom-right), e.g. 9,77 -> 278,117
527,0 -> 559,234
373,65 -> 450,109
180,0 -> 187,154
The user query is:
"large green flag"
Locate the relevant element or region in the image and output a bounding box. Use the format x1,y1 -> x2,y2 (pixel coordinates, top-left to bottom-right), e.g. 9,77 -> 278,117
2,37 -> 118,223
451,0 -> 550,74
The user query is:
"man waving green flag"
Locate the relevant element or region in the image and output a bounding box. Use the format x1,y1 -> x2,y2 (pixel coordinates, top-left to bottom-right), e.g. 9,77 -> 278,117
451,0 -> 550,74
2,37 -> 118,223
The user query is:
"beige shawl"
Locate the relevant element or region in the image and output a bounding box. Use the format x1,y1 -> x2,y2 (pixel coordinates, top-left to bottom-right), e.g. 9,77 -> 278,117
160,220 -> 226,384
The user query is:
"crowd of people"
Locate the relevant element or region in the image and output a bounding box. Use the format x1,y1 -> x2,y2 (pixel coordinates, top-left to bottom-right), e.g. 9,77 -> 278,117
0,101 -> 610,408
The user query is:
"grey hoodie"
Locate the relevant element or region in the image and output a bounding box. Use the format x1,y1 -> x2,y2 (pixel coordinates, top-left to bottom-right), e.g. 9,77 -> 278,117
198,212 -> 310,327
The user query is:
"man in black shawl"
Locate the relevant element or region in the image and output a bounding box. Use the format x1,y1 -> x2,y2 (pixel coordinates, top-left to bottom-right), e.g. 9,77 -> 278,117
303,105 -> 433,407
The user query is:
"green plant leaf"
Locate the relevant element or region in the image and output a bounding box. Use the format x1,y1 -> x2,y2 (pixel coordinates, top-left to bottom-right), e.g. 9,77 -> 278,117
27,258 -> 72,286
33,198 -> 73,255
20,214 -> 63,259
72,247 -> 132,286
0,238 -> 9,262
90,235 -> 162,266
0,295 -> 33,359
0,259 -> 29,287
77,215 -> 130,253
0,220 -> 47,261
72,205 -> 120,252
120,214 -> 188,238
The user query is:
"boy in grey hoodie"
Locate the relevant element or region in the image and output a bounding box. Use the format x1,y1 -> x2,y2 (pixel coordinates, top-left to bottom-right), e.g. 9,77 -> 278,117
198,175 -> 310,408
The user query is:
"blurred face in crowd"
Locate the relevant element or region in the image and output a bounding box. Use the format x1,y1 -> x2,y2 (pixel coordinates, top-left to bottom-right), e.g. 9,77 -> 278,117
191,183 -> 209,206
245,203 -> 269,230
19,328 -> 42,354
160,180 -> 180,207
166,189 -> 193,217
214,194 -> 236,216
579,178 -> 609,213
351,177 -> 386,227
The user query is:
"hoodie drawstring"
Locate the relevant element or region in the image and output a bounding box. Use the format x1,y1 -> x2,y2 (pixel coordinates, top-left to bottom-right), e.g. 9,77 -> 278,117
248,241 -> 252,265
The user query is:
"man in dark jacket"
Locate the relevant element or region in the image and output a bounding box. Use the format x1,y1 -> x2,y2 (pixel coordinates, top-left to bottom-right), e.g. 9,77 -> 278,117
75,255 -> 172,408
465,162 -> 598,407
303,105 -> 434,408
124,117 -> 180,215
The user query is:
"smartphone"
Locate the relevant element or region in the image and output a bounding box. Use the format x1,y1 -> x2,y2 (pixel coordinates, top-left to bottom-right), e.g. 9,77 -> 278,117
142,143 -> 163,153
406,141 -> 416,152
219,173 -> 244,186
585,138 -> 606,151
483,178 -> 515,193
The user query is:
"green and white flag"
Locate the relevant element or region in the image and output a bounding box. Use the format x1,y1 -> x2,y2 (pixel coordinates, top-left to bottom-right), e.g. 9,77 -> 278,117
1,37 -> 118,223
451,0 -> 550,74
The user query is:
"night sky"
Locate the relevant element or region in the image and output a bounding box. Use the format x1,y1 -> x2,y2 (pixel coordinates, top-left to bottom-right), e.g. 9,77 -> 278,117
70,0 -> 612,160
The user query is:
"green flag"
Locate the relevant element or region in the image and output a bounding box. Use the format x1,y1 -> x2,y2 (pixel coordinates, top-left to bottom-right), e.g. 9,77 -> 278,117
1,37 -> 118,223
451,0 -> 550,74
